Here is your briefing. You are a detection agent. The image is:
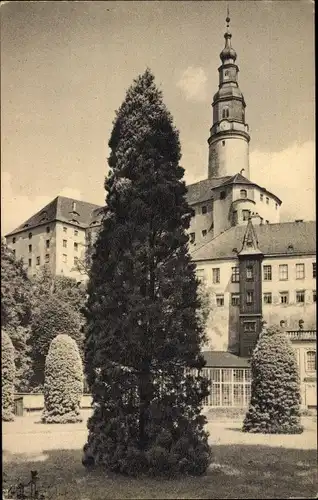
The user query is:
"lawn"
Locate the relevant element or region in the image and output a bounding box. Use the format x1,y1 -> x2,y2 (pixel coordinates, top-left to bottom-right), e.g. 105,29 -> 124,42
2,411 -> 317,499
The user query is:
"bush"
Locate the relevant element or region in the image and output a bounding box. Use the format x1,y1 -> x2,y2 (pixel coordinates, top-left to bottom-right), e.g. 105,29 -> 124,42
243,325 -> 303,434
2,330 -> 16,421
42,334 -> 83,424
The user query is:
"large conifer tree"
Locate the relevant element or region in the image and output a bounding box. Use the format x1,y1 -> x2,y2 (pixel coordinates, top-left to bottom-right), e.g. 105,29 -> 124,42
83,69 -> 211,476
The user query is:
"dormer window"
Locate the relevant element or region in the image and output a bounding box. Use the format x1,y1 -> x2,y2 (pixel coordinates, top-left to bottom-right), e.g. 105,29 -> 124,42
220,191 -> 226,200
240,189 -> 247,199
201,206 -> 207,215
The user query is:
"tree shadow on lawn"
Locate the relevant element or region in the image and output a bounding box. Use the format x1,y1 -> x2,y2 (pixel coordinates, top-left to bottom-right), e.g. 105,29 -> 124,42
2,445 -> 317,500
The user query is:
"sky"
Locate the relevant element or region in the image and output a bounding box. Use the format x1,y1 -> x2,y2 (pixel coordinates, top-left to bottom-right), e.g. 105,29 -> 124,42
1,0 -> 315,235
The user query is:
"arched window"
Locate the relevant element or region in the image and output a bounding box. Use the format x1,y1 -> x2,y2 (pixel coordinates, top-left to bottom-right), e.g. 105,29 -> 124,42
222,107 -> 229,119
306,351 -> 316,372
240,189 -> 247,199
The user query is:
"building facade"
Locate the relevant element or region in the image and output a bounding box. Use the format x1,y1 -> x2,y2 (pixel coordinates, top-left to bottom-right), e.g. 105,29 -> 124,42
5,13 -> 316,408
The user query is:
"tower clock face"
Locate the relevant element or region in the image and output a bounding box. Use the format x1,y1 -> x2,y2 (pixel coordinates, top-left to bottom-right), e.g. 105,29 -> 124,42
220,120 -> 230,131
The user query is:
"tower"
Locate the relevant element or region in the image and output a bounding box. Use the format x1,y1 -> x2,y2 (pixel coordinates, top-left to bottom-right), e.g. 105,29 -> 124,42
238,218 -> 263,357
208,9 -> 250,179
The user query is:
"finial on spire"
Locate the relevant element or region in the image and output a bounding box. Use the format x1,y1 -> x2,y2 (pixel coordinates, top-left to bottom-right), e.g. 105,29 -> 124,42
226,4 -> 230,29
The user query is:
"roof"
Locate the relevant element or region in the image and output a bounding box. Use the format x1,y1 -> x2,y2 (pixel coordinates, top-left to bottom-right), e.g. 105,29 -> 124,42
192,220 -> 316,261
186,174 -> 282,205
6,197 -> 103,236
203,351 -> 250,368
186,177 -> 232,205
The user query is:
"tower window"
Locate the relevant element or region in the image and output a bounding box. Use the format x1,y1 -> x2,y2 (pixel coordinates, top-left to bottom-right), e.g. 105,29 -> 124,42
28,232 -> 32,239
28,258 -> 32,267
74,242 -> 78,252
224,70 -> 229,77
246,291 -> 254,305
244,321 -> 256,333
46,240 -> 50,249
36,256 -> 40,266
46,226 -> 50,233
240,189 -> 247,199
12,237 -> 16,244
222,108 -> 229,119
242,210 -> 250,221
63,239 -> 67,248
246,266 -> 254,280
45,254 -> 50,263
202,229 -> 207,237
28,245 -> 32,253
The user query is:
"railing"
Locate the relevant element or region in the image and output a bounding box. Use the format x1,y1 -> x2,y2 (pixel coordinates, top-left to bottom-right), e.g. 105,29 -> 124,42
286,330 -> 317,341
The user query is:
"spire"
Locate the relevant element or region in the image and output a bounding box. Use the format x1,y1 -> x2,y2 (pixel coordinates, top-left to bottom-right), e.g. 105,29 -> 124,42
239,218 -> 263,256
220,6 -> 237,63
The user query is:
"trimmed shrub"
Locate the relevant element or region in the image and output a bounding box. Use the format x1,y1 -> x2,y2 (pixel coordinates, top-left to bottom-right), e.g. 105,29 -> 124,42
243,325 -> 303,434
2,330 -> 15,421
42,334 -> 83,423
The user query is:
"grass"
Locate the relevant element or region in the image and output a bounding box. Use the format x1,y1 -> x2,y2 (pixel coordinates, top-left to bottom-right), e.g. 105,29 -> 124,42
3,412 -> 317,499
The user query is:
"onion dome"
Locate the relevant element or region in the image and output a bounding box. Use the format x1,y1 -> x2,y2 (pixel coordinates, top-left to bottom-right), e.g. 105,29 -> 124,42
220,10 -> 237,63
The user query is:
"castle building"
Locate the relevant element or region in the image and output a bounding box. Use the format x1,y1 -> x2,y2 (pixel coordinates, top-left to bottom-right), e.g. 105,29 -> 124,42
5,13 -> 316,408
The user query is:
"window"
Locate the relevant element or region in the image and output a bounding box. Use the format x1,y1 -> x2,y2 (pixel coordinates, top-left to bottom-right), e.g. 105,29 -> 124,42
201,206 -> 207,215
260,193 -> 263,201
222,140 -> 225,146
246,291 -> 254,305
231,293 -> 240,306
266,197 -> 269,204
296,290 -> 305,303
74,256 -> 78,266
220,191 -> 226,200
240,189 -> 247,199
63,227 -> 67,233
45,254 -> 50,263
202,229 -> 207,237
242,210 -> 250,221
246,266 -> 253,280
263,292 -> 272,304
190,233 -> 195,244
313,263 -> 316,278
306,351 -> 316,372
313,290 -> 316,302
63,239 -> 67,248
28,258 -> 32,267
222,108 -> 229,119
263,265 -> 272,281
244,321 -> 256,332
12,249 -> 16,257
280,291 -> 289,304
212,268 -> 220,284
231,210 -> 238,226
36,256 -> 40,266
196,269 -> 206,284
46,240 -> 50,249
296,263 -> 305,279
28,244 -> 32,253
275,203 -> 278,210
28,232 -> 32,239
216,294 -> 224,307
231,267 -> 240,283
224,70 -> 229,77
74,242 -> 78,252
46,226 -> 50,233
279,264 -> 288,281
12,237 -> 16,244
62,254 -> 67,263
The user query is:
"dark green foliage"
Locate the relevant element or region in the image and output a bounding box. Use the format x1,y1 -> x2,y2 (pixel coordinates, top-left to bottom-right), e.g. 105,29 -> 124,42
2,330 -> 16,421
1,241 -> 33,391
83,69 -> 211,476
42,334 -> 83,423
30,296 -> 84,388
243,325 -> 303,434
1,241 -> 32,330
